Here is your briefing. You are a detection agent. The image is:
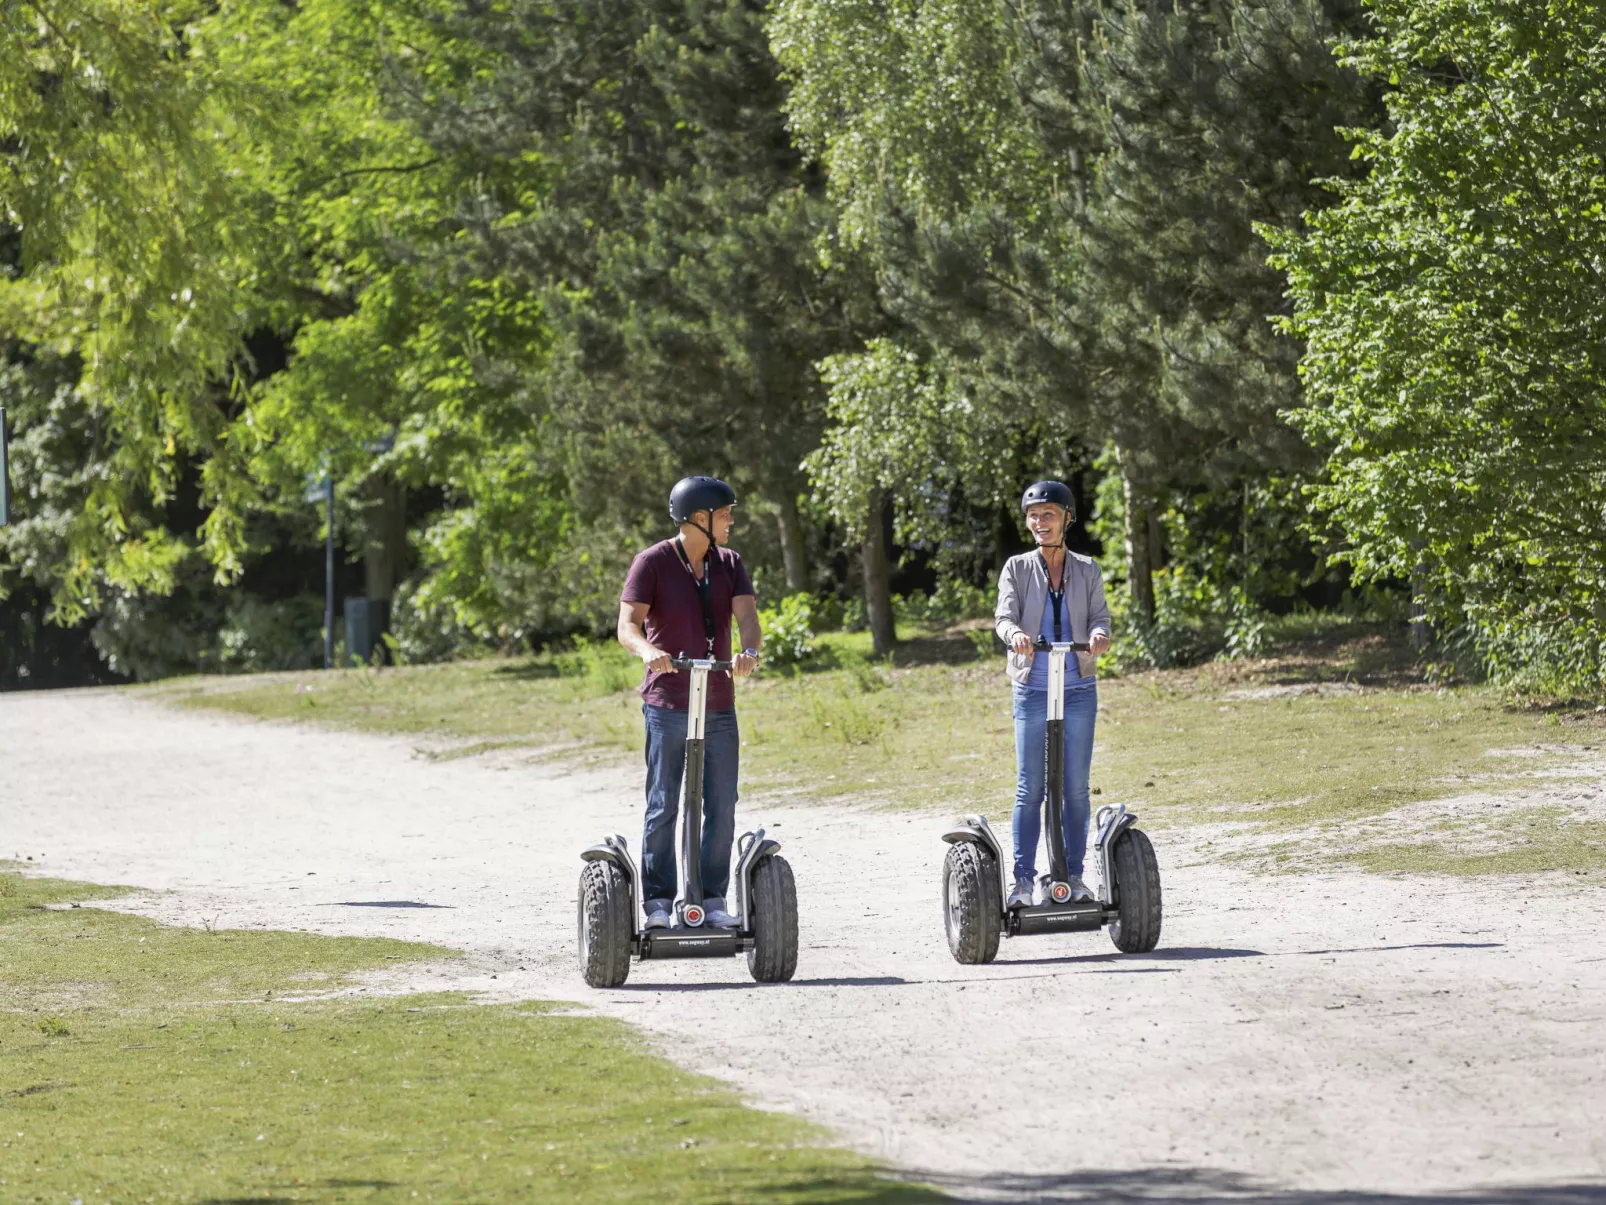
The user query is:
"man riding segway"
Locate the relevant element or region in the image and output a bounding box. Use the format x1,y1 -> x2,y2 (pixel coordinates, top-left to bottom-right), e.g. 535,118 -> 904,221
615,475 -> 762,931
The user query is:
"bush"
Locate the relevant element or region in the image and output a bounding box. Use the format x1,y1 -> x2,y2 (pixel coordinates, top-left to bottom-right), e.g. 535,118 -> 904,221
757,593 -> 816,668
892,579 -> 992,626
1220,588 -> 1272,661
391,581 -> 491,665
553,634 -> 641,695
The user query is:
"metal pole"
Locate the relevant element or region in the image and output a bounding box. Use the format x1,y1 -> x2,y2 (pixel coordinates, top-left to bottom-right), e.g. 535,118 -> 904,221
0,405 -> 10,528
324,475 -> 334,670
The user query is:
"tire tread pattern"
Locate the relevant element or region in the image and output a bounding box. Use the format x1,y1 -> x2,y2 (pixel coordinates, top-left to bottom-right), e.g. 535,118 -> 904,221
1109,827 -> 1162,953
747,854 -> 798,983
944,842 -> 1001,964
578,860 -> 632,987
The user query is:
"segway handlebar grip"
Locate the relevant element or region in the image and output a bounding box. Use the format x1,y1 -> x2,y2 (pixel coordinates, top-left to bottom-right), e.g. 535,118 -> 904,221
668,656 -> 735,672
1032,638 -> 1091,652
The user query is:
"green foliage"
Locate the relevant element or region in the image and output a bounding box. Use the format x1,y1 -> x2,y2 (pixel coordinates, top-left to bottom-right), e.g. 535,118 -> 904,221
1269,0 -> 1606,699
893,581 -> 993,626
552,635 -> 641,696
758,593 -> 817,668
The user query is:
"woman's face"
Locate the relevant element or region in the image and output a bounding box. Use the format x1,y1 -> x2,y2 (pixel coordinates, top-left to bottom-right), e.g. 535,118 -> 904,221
1025,502 -> 1065,546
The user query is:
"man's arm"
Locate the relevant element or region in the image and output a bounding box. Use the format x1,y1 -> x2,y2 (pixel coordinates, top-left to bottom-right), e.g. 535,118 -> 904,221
731,594 -> 761,678
618,601 -> 673,673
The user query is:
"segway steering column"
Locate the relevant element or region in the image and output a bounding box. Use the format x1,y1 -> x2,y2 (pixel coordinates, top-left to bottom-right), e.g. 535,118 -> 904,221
669,655 -> 732,928
1034,637 -> 1089,905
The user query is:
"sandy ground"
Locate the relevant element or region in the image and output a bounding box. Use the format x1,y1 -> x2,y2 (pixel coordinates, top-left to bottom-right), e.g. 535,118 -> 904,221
4,687 -> 1605,1203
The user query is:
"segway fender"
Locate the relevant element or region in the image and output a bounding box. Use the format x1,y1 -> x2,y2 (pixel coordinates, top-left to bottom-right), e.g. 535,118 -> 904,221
1093,805 -> 1138,906
733,828 -> 781,932
942,814 -> 1006,910
581,834 -> 640,933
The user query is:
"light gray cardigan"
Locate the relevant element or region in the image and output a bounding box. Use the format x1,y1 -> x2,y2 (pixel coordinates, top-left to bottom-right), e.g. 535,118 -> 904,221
994,551 -> 1113,686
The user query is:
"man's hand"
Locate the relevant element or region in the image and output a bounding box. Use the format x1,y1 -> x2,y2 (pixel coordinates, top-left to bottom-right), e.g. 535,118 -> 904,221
641,646 -> 674,673
1010,631 -> 1034,656
1089,631 -> 1111,656
733,651 -> 758,678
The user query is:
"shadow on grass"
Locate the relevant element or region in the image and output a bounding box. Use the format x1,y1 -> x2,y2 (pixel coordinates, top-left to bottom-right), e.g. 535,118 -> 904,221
908,1166 -> 1606,1203
490,661 -> 562,681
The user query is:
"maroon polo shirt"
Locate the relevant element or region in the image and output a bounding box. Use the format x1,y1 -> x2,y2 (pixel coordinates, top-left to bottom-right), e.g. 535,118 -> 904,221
621,538 -> 754,711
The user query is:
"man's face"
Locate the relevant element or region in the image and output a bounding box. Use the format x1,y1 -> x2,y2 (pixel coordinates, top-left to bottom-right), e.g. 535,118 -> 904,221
705,505 -> 735,545
1025,502 -> 1065,545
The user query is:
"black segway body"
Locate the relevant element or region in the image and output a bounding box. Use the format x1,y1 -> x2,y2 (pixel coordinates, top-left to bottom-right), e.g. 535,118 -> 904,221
578,657 -> 798,987
942,639 -> 1162,962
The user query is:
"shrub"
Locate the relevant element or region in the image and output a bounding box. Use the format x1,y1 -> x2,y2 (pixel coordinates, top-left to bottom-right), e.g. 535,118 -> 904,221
757,593 -> 816,668
553,634 -> 640,695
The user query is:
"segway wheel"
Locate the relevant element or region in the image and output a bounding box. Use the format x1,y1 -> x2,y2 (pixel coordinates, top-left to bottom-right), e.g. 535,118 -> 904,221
1109,827 -> 1162,954
943,841 -> 1000,964
578,860 -> 633,988
747,854 -> 798,984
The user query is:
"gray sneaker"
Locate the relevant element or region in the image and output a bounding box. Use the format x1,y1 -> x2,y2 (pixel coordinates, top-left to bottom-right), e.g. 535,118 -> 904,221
1067,876 -> 1095,903
705,897 -> 739,928
643,901 -> 672,930
1007,879 -> 1034,909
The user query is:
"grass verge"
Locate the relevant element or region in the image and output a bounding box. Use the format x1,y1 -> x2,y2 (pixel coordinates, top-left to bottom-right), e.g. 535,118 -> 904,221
0,868 -> 936,1203
151,621 -> 1606,876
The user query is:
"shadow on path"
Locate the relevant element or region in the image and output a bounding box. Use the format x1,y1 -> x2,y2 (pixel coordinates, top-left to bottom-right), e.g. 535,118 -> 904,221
907,1166 -> 1606,1204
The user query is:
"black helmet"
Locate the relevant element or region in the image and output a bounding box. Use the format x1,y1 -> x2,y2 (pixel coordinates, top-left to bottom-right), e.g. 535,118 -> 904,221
1021,479 -> 1074,521
669,475 -> 737,525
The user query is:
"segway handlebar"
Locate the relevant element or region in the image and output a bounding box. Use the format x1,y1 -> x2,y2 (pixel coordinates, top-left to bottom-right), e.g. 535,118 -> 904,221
668,656 -> 735,672
1032,638 -> 1091,652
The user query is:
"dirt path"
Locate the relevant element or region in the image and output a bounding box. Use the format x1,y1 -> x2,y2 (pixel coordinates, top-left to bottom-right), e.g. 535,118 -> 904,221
6,688 -> 1605,1202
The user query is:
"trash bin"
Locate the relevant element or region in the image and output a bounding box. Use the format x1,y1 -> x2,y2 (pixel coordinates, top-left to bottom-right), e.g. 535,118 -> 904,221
344,597 -> 392,665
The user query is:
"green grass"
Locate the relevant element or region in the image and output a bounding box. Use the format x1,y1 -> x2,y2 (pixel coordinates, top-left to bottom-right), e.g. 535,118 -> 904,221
0,870 -> 937,1203
152,620 -> 1606,876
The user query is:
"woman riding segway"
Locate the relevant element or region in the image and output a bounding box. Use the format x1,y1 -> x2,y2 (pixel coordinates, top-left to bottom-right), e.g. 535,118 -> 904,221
997,481 -> 1111,907
939,479 -> 1163,961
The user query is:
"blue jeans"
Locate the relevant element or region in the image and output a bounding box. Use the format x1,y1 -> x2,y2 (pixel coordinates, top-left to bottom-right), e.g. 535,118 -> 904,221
641,704 -> 740,907
1011,683 -> 1097,883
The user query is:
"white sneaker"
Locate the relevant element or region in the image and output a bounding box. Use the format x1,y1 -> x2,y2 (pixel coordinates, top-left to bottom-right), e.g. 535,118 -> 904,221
1067,876 -> 1095,903
705,897 -> 739,928
1007,879 -> 1034,909
644,901 -> 672,930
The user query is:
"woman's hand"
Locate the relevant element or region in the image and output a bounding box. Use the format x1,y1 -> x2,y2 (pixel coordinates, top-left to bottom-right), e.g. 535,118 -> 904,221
1010,631 -> 1034,656
1089,631 -> 1111,656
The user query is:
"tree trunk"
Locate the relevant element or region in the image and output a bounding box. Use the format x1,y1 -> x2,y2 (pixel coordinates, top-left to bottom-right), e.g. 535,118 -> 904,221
363,476 -> 408,604
1409,558 -> 1432,653
774,491 -> 808,594
862,492 -> 896,656
1120,452 -> 1156,626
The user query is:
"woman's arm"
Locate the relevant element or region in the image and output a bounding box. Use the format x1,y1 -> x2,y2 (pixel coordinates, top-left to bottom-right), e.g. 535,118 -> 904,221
995,559 -> 1034,655
1086,561 -> 1112,655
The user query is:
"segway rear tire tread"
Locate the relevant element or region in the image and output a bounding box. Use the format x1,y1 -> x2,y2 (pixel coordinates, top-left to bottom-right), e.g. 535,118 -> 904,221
578,860 -> 633,988
747,854 -> 798,983
944,841 -> 1001,964
1109,827 -> 1162,953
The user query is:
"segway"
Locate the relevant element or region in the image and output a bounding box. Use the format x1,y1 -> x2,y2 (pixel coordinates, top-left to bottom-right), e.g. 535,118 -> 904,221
941,638 -> 1162,963
578,656 -> 799,988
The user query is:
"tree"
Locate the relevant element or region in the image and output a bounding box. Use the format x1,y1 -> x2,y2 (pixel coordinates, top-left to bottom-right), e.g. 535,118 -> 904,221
776,0 -> 1372,625
1270,0 -> 1606,696
398,0 -> 878,625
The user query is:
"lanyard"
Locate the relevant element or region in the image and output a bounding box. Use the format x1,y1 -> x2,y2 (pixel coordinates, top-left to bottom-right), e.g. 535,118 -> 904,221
675,537 -> 717,656
1038,552 -> 1064,643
